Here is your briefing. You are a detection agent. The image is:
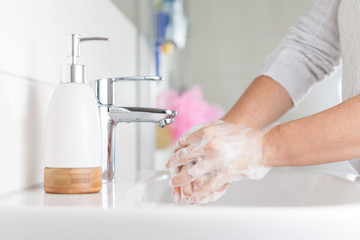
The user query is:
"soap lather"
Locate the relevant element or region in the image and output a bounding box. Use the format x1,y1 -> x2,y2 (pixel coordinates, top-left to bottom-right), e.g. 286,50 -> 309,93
44,34 -> 177,193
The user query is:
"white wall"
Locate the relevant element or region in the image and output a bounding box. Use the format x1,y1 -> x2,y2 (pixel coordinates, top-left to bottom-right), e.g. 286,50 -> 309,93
0,0 -> 139,194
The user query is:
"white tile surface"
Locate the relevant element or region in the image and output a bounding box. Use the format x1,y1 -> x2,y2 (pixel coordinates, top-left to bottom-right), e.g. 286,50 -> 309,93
0,72 -> 54,194
0,0 -> 137,84
0,0 -> 140,193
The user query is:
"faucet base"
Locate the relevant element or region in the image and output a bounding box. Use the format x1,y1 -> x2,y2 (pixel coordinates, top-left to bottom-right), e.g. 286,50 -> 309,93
44,167 -> 102,194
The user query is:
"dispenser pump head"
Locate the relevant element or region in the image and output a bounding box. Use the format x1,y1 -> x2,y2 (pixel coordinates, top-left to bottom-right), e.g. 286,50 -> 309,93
61,34 -> 109,84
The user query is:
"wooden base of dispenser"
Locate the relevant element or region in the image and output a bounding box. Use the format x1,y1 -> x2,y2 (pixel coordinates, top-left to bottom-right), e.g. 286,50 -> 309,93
44,167 -> 102,194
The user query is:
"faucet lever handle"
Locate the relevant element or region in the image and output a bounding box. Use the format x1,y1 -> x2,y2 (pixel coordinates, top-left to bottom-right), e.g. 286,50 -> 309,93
95,76 -> 163,106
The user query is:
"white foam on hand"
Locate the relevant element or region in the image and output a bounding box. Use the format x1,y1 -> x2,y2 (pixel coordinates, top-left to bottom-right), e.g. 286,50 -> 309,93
167,120 -> 271,205
195,188 -> 227,205
174,120 -> 224,151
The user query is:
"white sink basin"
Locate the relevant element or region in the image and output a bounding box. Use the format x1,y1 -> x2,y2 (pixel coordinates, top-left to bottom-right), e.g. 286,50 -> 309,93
1,168 -> 360,240
140,169 -> 360,207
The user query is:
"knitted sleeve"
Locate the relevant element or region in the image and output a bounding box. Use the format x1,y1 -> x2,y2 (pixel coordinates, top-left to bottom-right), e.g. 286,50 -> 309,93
262,0 -> 341,106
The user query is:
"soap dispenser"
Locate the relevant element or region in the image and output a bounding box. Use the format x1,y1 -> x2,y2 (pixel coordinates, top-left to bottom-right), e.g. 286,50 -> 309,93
44,34 -> 108,194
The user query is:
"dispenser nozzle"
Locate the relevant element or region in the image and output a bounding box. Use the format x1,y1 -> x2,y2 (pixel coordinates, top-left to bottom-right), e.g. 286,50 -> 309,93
61,34 -> 109,84
68,34 -> 109,65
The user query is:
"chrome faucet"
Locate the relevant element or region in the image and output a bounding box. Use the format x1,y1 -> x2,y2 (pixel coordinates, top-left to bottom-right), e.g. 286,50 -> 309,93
95,76 -> 177,182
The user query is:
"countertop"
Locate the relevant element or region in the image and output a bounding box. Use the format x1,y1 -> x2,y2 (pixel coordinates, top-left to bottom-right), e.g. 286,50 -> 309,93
1,169 -> 360,240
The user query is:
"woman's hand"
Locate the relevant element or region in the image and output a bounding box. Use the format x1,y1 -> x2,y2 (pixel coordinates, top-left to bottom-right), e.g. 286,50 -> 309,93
168,120 -> 224,203
166,120 -> 271,205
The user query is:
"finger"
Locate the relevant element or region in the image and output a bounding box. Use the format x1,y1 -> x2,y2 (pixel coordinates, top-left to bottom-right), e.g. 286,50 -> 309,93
192,173 -> 212,192
170,169 -> 195,187
217,183 -> 228,192
181,164 -> 194,198
169,166 -> 182,202
168,166 -> 181,178
193,181 -> 227,198
166,145 -> 204,169
170,160 -> 217,187
174,131 -> 205,153
196,187 -> 228,205
185,173 -> 212,204
182,182 -> 193,198
194,183 -> 229,206
174,119 -> 225,152
188,172 -> 229,204
174,120 -> 225,149
172,186 -> 182,203
206,184 -> 229,203
174,122 -> 214,151
187,160 -> 218,179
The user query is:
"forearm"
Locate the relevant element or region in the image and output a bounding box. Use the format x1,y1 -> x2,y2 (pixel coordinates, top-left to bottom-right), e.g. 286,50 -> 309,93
222,76 -> 293,129
264,95 -> 360,167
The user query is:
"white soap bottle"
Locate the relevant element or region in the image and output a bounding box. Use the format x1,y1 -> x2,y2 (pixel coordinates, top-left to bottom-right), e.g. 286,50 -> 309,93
44,34 -> 108,194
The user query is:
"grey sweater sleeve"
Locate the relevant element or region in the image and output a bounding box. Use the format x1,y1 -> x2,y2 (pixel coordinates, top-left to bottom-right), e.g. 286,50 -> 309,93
262,0 -> 341,106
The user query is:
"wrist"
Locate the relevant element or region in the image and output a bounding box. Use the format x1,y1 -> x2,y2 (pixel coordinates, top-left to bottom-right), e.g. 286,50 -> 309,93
261,125 -> 284,168
221,114 -> 253,128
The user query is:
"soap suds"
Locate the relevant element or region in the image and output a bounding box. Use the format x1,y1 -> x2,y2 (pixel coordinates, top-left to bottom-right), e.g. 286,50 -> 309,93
168,120 -> 272,205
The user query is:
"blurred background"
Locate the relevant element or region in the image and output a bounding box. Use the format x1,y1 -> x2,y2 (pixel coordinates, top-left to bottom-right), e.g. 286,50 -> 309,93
127,0 -> 342,168
0,0 -> 347,196
133,0 -> 341,119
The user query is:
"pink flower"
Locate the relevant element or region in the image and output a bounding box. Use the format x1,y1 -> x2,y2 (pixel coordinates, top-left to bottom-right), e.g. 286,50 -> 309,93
157,86 -> 224,143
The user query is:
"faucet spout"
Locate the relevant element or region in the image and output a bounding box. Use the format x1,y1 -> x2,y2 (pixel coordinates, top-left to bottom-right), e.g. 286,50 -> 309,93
109,107 -> 176,127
